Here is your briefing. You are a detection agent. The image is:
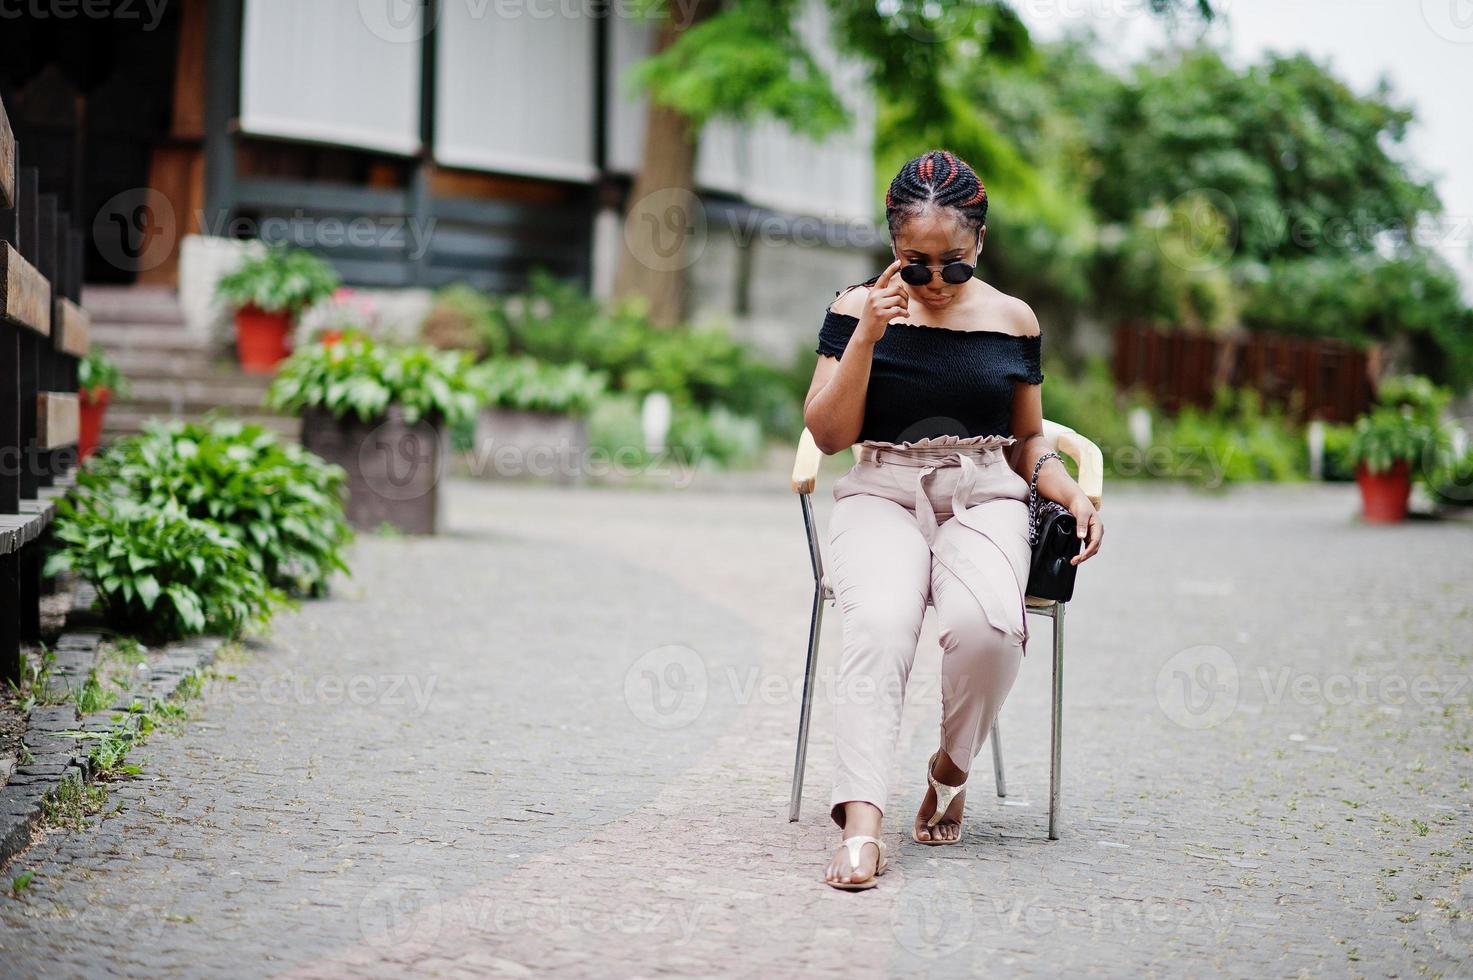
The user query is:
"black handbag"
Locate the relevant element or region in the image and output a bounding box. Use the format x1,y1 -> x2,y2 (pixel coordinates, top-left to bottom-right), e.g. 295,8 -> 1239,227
1025,451 -> 1083,602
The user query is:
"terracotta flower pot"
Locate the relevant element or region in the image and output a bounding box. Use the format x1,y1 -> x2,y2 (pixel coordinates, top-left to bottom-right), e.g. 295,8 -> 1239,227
1355,458 -> 1412,523
78,385 -> 110,461
234,305 -> 294,373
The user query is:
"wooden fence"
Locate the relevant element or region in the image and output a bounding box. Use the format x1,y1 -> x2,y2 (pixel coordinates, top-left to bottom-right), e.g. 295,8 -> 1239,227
1112,321 -> 1376,424
0,93 -> 88,684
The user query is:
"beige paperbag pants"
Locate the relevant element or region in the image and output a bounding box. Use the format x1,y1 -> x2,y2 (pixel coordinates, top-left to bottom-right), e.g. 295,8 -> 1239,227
827,434 -> 1034,827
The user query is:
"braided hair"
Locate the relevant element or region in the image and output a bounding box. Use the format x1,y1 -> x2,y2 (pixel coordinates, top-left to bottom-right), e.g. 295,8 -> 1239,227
835,150 -> 989,298
884,150 -> 988,240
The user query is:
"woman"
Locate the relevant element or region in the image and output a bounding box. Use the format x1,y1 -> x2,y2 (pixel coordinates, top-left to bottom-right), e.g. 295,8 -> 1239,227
802,150 -> 1103,890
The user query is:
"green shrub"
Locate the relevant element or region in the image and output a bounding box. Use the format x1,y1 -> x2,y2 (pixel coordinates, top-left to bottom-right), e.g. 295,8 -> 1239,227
45,498 -> 285,641
626,329 -> 805,436
266,332 -> 481,427
586,393 -> 649,462
1156,387 -> 1308,486
1321,422 -> 1357,481
471,356 -> 609,415
1428,444 -> 1473,507
474,268 -> 804,437
1036,354 -> 1138,456
584,393 -> 766,472
668,404 -> 765,469
491,268 -> 645,374
82,418 -> 353,596
214,245 -> 340,315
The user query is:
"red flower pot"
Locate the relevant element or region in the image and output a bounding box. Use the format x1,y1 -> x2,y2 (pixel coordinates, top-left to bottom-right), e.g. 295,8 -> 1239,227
234,305 -> 294,373
79,385 -> 110,461
1355,459 -> 1412,523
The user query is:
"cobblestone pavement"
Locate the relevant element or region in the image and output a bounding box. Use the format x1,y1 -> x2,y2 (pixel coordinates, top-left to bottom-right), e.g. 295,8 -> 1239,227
1,467 -> 1470,978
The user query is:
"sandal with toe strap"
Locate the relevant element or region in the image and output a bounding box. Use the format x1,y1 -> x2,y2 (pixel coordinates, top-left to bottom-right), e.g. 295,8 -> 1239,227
825,835 -> 888,891
914,750 -> 966,846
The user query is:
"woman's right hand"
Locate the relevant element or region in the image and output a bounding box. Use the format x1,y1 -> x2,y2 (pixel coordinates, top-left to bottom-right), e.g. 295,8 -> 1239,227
855,258 -> 909,346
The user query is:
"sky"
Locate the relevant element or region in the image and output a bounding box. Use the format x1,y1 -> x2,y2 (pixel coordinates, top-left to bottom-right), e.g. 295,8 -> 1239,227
1014,0 -> 1473,298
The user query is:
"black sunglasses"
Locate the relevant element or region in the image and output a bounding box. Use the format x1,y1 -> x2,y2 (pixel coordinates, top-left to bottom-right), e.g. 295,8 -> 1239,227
893,243 -> 978,286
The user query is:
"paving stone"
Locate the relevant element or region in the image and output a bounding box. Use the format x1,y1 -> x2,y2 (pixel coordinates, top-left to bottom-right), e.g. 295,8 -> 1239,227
54,631 -> 102,652
0,478 -> 1466,978
26,706 -> 78,732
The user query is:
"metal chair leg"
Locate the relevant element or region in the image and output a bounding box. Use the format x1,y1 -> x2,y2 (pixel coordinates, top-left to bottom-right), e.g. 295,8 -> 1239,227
790,492 -> 827,822
1048,602 -> 1065,840
990,718 -> 1007,798
789,584 -> 824,822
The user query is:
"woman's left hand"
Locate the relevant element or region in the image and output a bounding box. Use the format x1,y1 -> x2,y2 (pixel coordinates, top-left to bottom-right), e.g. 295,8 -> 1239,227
1066,493 -> 1102,565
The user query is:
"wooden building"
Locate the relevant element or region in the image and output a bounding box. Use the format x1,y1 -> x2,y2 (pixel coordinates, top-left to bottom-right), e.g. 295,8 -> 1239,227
0,0 -> 878,313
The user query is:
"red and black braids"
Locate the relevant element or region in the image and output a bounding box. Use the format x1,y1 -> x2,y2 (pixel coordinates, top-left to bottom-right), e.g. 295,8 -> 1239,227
884,149 -> 988,240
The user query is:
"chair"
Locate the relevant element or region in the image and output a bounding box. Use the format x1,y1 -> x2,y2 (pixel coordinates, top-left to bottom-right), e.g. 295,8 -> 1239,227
787,421 -> 1104,840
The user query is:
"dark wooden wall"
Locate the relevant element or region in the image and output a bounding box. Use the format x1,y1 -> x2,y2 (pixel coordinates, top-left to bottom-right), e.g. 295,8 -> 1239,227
0,93 -> 88,683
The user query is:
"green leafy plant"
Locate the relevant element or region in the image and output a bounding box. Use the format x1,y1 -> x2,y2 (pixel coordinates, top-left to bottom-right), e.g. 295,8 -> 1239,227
71,727 -> 143,778
1347,407 -> 1450,476
45,497 -> 287,641
667,403 -> 765,469
1321,422 -> 1358,482
626,327 -> 803,435
1033,354 -> 1140,458
266,332 -> 481,427
479,268 -> 802,436
10,870 -> 34,897
83,418 -> 353,596
582,393 -> 765,473
488,268 -> 642,374
471,356 -> 609,415
214,245 -> 340,316
74,669 -> 115,713
56,691 -> 195,782
6,645 -> 67,713
77,349 -> 130,399
1158,387 -> 1308,486
1345,375 -> 1455,477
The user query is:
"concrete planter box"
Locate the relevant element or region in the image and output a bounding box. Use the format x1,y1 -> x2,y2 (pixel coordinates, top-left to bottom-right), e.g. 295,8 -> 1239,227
300,405 -> 446,534
468,407 -> 588,484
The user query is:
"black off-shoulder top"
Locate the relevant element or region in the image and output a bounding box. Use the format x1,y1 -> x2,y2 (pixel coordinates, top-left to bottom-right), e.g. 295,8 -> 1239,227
815,309 -> 1044,444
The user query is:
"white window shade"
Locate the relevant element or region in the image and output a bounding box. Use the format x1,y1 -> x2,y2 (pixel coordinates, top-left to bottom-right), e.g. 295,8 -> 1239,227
434,2 -> 596,181
695,120 -> 746,197
605,15 -> 652,175
605,16 -> 744,196
240,0 -> 423,156
737,0 -> 874,224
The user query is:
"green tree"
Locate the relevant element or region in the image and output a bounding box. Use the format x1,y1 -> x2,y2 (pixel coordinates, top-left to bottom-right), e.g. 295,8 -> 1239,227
958,35 -> 1471,385
1082,48 -> 1438,263
614,0 -> 1214,325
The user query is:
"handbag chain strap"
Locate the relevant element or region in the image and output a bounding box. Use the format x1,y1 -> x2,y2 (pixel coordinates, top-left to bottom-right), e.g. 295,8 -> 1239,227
1028,451 -> 1065,546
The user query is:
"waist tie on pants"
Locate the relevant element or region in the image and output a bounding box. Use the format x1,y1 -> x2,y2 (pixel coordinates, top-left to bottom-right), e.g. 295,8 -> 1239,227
855,441 -> 1030,650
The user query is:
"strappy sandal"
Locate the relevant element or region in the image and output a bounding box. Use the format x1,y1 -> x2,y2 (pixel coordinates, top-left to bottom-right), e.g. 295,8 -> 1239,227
913,750 -> 966,846
825,835 -> 889,891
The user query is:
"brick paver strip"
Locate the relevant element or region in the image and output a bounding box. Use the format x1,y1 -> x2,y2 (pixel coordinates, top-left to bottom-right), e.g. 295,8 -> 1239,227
0,476 -> 1469,976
